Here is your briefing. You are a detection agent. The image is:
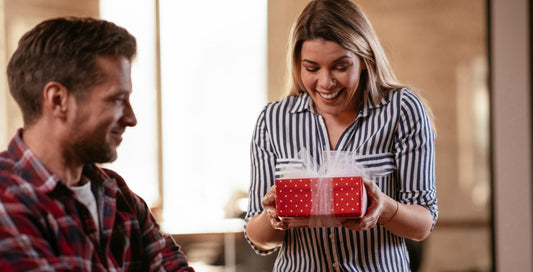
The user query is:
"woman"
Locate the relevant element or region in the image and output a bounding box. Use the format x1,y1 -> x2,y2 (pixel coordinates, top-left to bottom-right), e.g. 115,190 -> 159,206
244,0 -> 437,271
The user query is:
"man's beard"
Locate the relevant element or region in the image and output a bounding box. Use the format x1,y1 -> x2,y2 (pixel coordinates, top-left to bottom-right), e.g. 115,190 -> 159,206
71,135 -> 117,164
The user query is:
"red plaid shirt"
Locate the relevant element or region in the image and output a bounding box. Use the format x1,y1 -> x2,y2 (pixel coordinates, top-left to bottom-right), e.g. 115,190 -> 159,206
0,130 -> 194,271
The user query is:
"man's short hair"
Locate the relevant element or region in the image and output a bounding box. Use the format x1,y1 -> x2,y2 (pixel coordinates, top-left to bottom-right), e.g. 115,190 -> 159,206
6,17 -> 137,126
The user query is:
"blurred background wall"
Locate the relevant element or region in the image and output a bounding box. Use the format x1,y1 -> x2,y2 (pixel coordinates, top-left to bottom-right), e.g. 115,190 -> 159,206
0,0 -> 531,271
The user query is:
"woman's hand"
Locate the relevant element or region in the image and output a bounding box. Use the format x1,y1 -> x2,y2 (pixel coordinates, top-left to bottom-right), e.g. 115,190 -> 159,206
342,177 -> 385,231
341,178 -> 433,240
246,185 -> 287,251
262,185 -> 289,230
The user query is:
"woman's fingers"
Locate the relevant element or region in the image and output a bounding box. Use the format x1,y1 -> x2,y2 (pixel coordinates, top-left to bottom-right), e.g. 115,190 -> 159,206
262,185 -> 288,230
262,185 -> 276,207
343,178 -> 383,231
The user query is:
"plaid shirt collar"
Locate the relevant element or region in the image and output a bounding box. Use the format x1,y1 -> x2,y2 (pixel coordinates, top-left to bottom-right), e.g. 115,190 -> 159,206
7,129 -> 115,195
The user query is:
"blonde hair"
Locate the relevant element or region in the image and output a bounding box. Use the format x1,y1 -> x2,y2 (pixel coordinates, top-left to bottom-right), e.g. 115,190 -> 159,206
287,0 -> 435,130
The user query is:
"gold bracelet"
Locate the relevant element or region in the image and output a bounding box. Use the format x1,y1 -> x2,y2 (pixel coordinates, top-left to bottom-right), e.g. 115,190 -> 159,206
381,201 -> 399,226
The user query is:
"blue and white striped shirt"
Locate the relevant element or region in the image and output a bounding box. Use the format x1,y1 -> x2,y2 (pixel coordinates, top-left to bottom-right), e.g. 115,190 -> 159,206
244,89 -> 437,271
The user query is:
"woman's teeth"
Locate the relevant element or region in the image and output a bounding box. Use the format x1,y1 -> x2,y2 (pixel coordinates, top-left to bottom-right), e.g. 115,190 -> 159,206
319,90 -> 341,99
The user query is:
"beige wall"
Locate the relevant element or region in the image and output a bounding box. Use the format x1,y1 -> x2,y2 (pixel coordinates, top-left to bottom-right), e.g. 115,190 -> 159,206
0,0 -> 98,148
491,0 -> 533,270
267,0 -> 308,101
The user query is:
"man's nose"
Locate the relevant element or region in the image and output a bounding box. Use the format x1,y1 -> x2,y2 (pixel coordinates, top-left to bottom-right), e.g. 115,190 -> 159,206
122,101 -> 137,127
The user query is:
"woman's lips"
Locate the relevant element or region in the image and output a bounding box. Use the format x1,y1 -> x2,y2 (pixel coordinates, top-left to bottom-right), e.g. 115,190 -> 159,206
318,89 -> 342,100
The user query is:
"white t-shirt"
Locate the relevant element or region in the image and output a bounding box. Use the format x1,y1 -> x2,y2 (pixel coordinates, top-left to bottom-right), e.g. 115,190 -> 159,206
70,177 -> 100,240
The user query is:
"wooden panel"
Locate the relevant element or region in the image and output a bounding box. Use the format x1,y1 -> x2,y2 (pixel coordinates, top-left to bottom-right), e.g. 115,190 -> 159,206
491,0 -> 533,270
0,0 -> 8,147
267,0 -> 309,102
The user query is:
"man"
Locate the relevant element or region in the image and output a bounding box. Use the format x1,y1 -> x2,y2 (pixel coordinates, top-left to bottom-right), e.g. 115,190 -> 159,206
0,17 -> 194,271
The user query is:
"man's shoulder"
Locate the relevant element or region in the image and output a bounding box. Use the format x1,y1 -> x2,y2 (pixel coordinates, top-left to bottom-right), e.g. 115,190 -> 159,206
0,152 -> 31,195
0,150 -> 19,178
0,150 -> 15,167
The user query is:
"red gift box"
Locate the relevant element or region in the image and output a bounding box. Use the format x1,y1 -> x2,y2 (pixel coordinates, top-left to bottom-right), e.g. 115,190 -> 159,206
275,176 -> 367,228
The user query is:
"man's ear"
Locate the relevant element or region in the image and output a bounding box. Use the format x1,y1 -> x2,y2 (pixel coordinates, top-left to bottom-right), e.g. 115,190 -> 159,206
42,82 -> 69,119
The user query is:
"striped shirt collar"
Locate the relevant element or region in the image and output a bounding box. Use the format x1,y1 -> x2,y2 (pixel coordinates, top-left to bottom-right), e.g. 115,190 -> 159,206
288,90 -> 393,117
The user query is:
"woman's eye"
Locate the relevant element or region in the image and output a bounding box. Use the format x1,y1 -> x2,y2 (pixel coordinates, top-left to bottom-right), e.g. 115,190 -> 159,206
335,63 -> 350,71
304,66 -> 318,72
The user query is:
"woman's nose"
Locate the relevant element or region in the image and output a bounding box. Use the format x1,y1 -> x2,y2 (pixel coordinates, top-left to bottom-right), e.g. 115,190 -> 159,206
318,71 -> 335,90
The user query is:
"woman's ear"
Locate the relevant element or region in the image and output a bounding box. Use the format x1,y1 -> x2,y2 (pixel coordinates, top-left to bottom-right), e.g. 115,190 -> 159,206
42,82 -> 69,119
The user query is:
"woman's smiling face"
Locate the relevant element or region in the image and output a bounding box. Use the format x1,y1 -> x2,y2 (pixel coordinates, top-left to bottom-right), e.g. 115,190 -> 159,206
300,39 -> 365,117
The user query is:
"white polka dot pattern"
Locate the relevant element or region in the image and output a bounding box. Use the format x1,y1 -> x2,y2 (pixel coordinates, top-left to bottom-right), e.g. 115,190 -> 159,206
275,176 -> 365,227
